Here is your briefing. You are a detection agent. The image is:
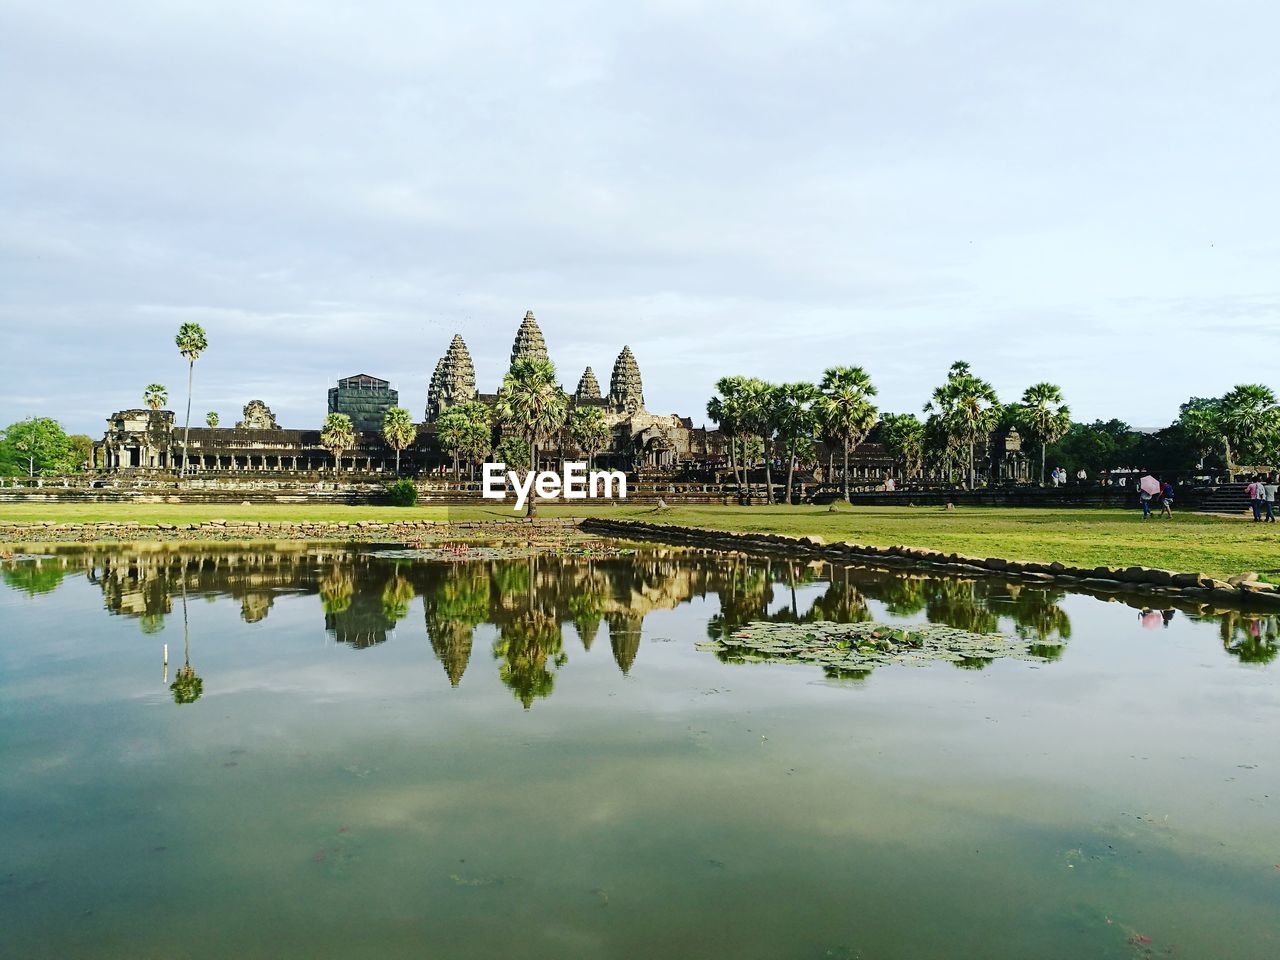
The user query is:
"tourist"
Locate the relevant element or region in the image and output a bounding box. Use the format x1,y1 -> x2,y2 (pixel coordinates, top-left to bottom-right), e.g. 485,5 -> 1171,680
1139,485 -> 1152,519
1159,479 -> 1175,519
1246,475 -> 1262,521
1077,468 -> 1087,484
1264,473 -> 1277,524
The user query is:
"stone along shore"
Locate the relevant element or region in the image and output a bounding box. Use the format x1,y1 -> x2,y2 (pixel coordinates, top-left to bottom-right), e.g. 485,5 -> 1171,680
0,517 -> 583,544
579,518 -> 1280,611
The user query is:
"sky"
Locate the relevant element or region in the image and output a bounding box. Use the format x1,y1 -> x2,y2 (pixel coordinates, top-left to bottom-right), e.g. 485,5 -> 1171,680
2,0 -> 1277,437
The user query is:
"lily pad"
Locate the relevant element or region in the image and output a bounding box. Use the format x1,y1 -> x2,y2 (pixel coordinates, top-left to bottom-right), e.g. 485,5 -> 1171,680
701,620 -> 1053,676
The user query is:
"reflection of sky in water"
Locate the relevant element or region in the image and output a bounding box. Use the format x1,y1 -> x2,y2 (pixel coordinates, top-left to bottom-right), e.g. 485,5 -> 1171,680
1,547 -> 1278,960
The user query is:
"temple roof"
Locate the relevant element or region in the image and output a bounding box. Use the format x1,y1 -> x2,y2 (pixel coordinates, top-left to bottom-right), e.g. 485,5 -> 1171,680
575,366 -> 602,400
509,310 -> 549,368
608,345 -> 644,413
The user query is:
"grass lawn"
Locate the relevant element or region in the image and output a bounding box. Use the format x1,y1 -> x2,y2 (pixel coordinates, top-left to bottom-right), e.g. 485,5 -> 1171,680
2,501 -> 1276,580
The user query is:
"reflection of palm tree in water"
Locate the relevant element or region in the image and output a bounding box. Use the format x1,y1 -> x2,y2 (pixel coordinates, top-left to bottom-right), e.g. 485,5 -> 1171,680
809,569 -> 871,624
493,612 -> 564,708
606,612 -> 642,674
170,578 -> 203,705
426,567 -> 489,686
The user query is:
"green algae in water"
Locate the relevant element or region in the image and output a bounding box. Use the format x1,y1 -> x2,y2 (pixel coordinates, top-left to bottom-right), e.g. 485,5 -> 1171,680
697,620 -> 1060,674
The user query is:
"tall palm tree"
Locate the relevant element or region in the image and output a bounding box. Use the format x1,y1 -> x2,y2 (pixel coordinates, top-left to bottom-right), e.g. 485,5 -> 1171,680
816,366 -> 878,502
1017,382 -> 1070,485
381,406 -> 416,476
174,322 -> 208,476
924,362 -> 1000,489
569,405 -> 610,469
739,378 -> 777,503
143,384 -> 168,411
707,376 -> 749,497
320,412 -> 355,473
205,411 -> 219,428
773,381 -> 818,504
1219,384 -> 1280,479
493,357 -> 568,517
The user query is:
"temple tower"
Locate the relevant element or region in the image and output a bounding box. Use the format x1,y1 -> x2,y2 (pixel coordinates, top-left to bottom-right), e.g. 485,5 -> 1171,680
575,366 -> 602,401
608,346 -> 644,414
509,310 -> 549,369
425,334 -> 477,420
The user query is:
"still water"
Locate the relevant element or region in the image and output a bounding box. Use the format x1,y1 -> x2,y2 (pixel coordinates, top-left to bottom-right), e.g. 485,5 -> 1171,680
1,541 -> 1277,960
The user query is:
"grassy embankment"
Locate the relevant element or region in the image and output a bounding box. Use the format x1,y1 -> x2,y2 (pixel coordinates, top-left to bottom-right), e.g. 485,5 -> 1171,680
2,501 -> 1276,580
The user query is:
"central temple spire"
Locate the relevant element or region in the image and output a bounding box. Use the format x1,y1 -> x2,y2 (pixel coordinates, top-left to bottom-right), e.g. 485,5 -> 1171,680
509,310 -> 549,369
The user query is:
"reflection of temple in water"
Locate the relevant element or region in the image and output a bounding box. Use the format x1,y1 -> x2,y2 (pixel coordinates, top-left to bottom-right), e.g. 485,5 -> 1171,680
21,542 -> 1135,707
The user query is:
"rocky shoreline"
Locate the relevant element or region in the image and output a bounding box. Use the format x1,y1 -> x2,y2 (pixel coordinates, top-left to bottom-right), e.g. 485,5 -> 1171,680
0,517 -> 583,544
5,514 -> 1278,612
579,518 -> 1280,611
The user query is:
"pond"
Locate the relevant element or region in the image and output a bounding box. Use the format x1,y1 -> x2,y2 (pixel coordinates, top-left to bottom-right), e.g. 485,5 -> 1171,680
1,541 -> 1277,959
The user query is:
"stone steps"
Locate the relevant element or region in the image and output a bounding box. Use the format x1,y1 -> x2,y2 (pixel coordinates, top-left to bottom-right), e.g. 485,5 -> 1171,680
1198,484 -> 1251,515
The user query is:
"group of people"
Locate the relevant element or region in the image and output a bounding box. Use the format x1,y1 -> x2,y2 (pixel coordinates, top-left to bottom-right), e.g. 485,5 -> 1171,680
1245,475 -> 1278,523
1139,478 -> 1175,519
1048,466 -> 1087,486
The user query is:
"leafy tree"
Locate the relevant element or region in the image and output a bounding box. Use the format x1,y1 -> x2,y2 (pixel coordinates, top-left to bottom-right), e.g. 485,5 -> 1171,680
493,357 -> 568,517
816,366 -> 878,502
2,417 -> 72,477
924,361 -> 1000,489
1045,419 -> 1137,477
1175,397 -> 1223,470
772,382 -> 818,504
879,412 -> 925,480
144,383 -> 168,410
381,406 -> 417,476
437,401 -> 493,479
494,436 -> 530,473
568,405 -> 611,469
206,411 -> 219,428
1015,382 -> 1071,484
66,434 -> 94,471
175,322 -> 208,475
320,412 -> 355,472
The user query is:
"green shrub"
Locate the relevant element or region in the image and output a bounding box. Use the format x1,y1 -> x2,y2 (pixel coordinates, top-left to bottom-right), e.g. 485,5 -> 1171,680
386,478 -> 418,507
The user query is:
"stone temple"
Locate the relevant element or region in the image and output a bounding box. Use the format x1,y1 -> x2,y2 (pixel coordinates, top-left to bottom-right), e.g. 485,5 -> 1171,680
98,310 -> 724,475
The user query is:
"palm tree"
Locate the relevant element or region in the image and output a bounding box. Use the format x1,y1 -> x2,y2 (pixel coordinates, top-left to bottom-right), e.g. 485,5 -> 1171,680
739,378 -> 777,502
381,406 -> 416,476
816,366 -> 878,502
773,382 -> 818,504
1219,384 -> 1280,479
569,405 -> 610,469
1017,383 -> 1070,485
707,376 -> 749,498
205,411 -> 219,428
143,384 -> 168,411
493,357 -> 568,517
174,322 -> 208,476
320,412 -> 355,473
924,362 -> 1000,489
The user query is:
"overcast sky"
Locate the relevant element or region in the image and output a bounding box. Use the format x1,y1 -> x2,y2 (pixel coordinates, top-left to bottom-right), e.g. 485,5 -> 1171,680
2,1 -> 1277,436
